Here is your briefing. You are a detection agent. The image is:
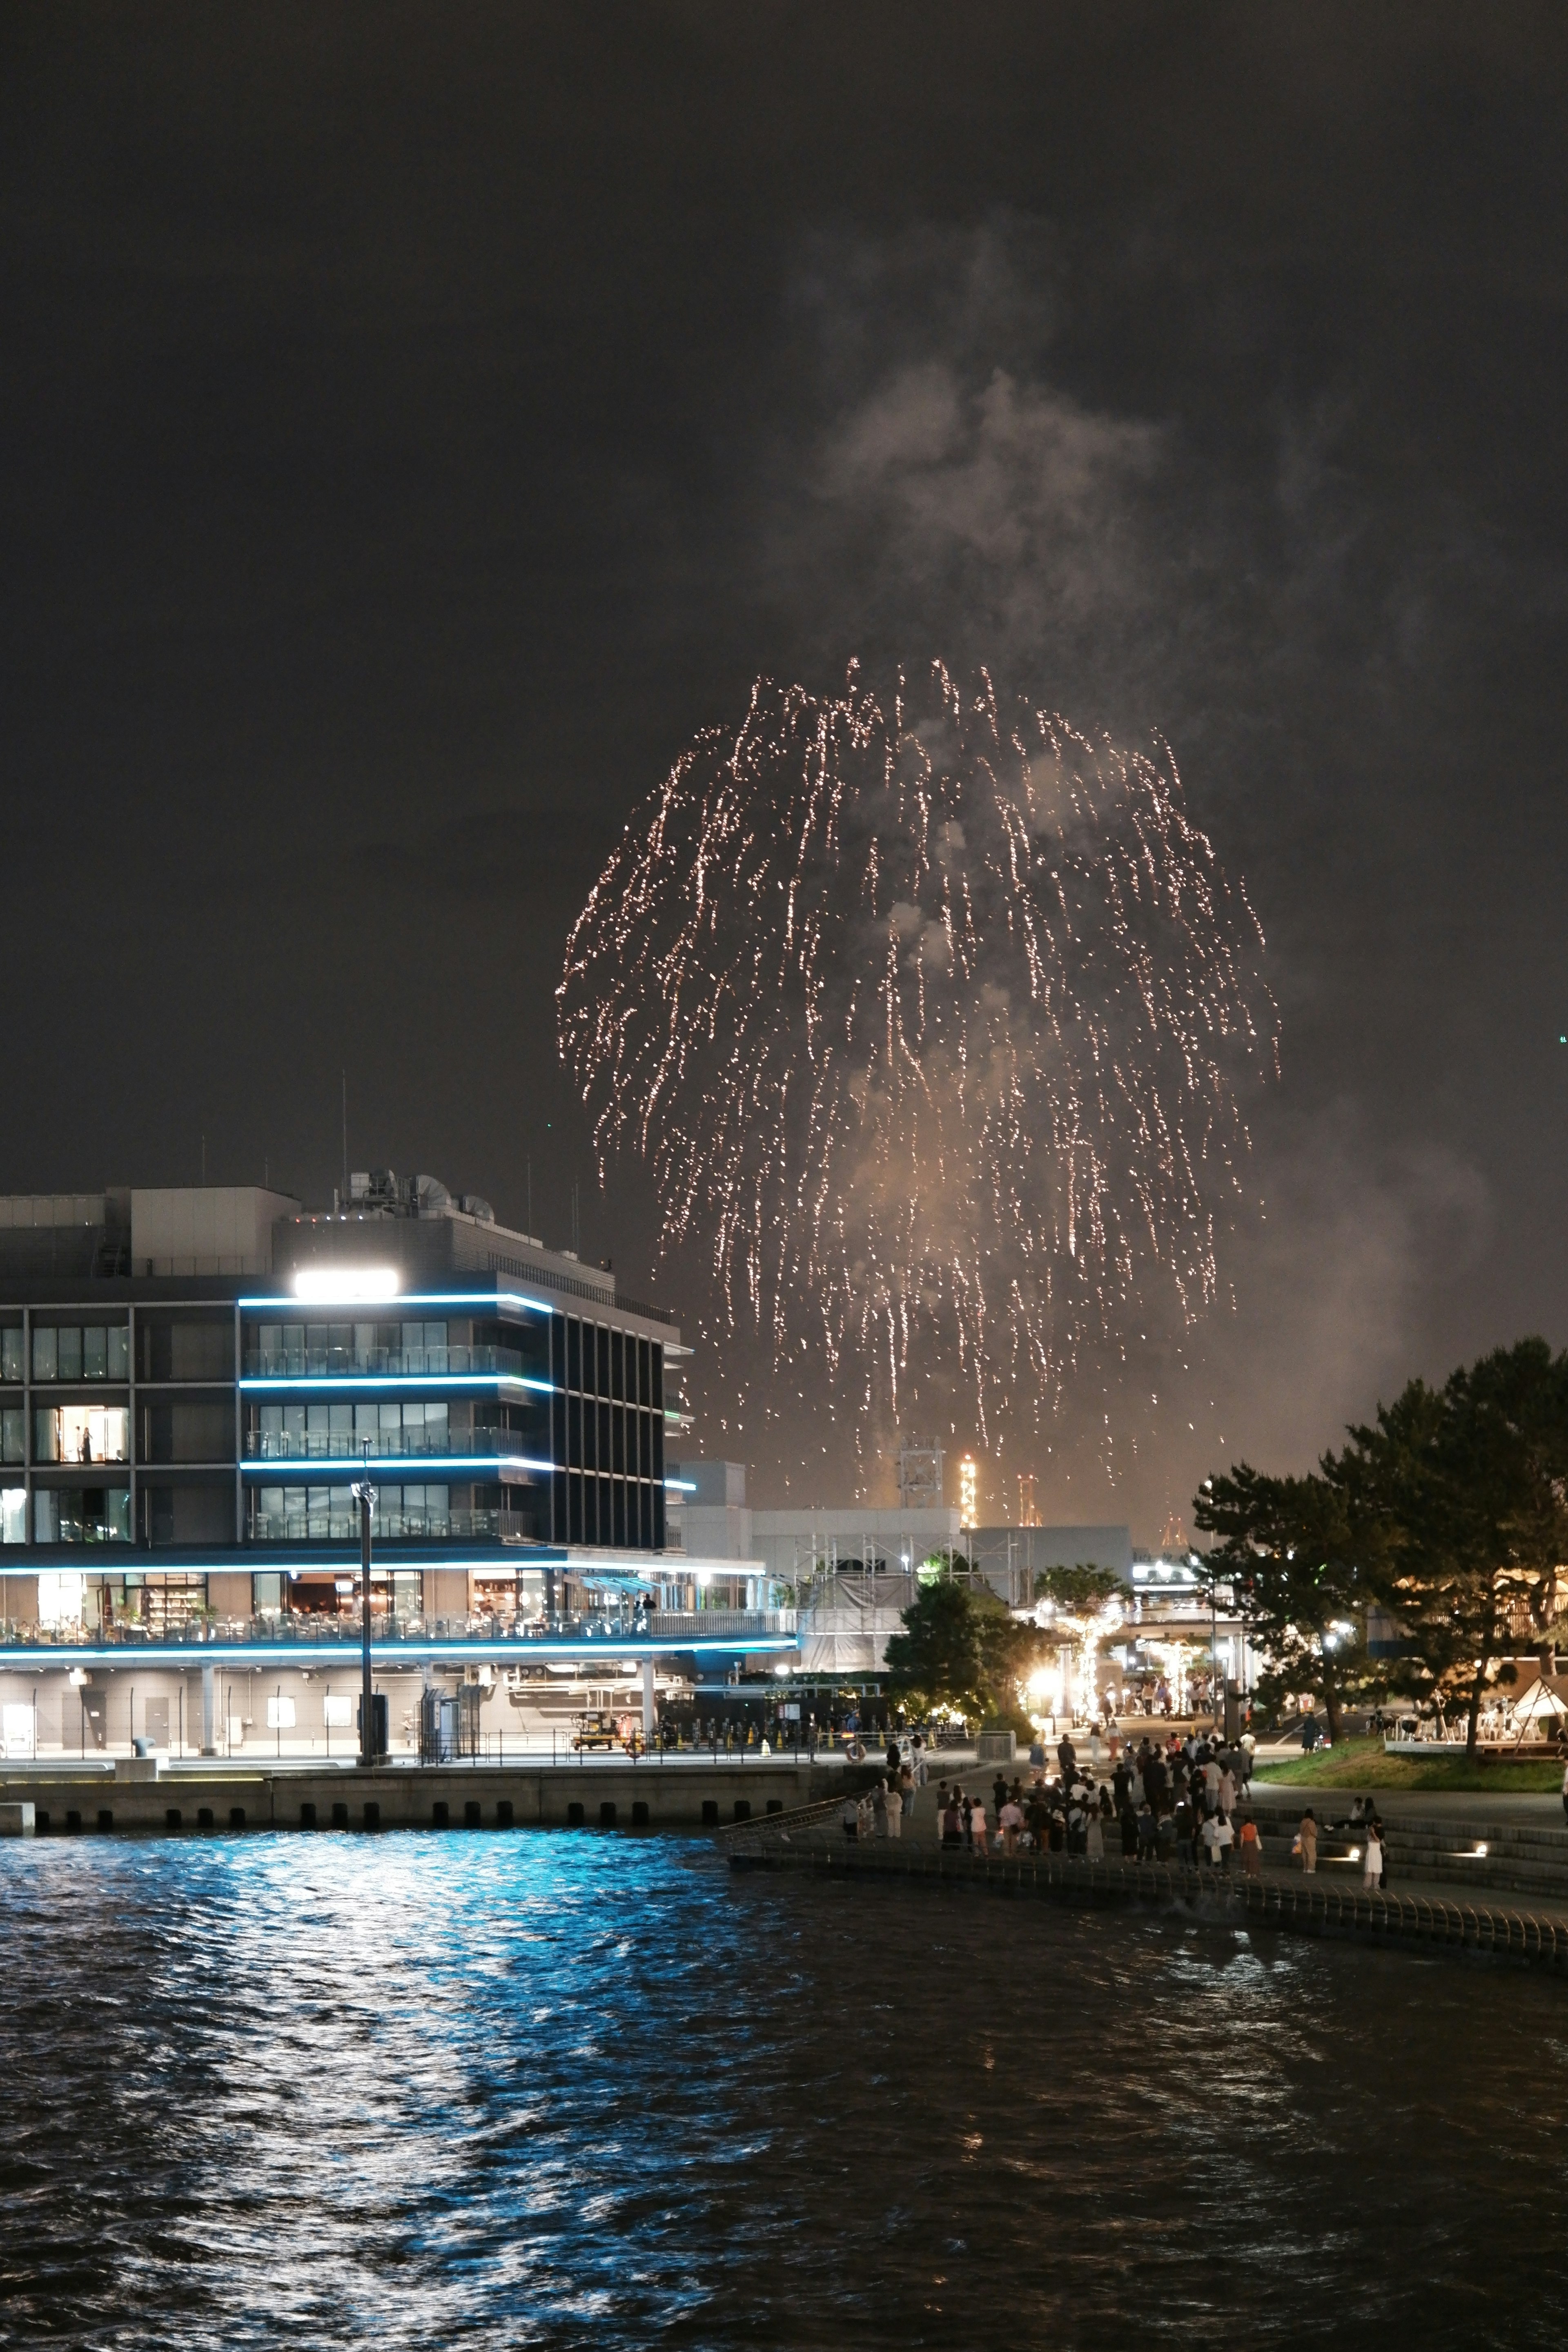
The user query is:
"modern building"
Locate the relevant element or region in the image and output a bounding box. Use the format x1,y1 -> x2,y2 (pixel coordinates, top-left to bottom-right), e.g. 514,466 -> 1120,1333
0,1177 -> 804,1759
0,1174 -> 686,1633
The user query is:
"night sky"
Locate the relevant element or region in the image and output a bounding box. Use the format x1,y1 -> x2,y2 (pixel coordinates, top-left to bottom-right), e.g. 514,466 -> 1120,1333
4,7 -> 1566,1533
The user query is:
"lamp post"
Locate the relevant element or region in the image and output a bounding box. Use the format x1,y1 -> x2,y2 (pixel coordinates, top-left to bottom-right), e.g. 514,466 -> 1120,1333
352,1451 -> 378,1768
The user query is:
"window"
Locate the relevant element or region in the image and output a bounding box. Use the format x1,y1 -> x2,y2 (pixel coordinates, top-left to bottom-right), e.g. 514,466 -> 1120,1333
35,1488 -> 131,1542
36,1570 -> 87,1627
0,1329 -> 20,1383
0,1410 -> 21,1466
31,1324 -> 129,1382
0,1488 -> 24,1544
36,1406 -> 129,1465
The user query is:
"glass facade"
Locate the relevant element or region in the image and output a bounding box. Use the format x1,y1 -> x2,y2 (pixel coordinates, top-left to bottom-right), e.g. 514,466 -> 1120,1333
0,1285 -> 673,1559
31,1323 -> 129,1381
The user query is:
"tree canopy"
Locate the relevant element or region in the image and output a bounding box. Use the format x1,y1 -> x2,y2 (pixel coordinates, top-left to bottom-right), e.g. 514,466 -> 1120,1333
1194,1337 -> 1568,1757
884,1575 -> 1047,1727
1032,1562 -> 1127,1614
1193,1463 -> 1379,1740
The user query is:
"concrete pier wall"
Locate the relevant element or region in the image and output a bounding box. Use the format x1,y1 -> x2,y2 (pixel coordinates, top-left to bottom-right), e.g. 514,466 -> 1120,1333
0,1757 -> 860,1835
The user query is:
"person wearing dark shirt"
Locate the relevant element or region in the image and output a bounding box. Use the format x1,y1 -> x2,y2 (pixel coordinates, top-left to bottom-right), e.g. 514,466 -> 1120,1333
1120,1803 -> 1140,1858
1136,1800 -> 1157,1860
1056,1733 -> 1077,1781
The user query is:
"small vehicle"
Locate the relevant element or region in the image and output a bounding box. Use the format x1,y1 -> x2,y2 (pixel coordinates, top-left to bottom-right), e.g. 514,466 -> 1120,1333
571,1711 -> 621,1752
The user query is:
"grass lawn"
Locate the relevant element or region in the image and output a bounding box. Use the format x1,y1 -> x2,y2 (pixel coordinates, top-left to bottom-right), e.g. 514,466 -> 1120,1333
1252,1735 -> 1564,1793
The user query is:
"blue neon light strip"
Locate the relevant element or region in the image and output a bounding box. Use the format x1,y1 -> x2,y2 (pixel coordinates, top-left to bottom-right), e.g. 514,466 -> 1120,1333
239,1374 -> 554,1393
237,1290 -> 556,1315
240,1454 -> 555,1478
0,1635 -> 799,1670
664,1479 -> 697,1492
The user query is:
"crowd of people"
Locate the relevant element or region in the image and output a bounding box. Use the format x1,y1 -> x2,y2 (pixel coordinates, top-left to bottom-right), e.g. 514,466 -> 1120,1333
833,1726 -> 1358,1881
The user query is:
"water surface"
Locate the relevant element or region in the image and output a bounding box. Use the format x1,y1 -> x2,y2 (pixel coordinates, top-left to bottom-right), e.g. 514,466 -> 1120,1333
0,1830 -> 1562,2348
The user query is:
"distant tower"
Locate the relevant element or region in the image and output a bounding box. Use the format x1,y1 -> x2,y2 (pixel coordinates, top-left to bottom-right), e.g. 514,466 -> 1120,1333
1017,1471 -> 1040,1528
959,1454 -> 978,1530
897,1437 -> 945,1510
1159,1508 -> 1189,1559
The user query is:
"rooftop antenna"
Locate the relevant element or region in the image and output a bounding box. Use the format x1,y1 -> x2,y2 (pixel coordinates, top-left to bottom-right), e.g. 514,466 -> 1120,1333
897,1437 -> 945,1511
341,1070 -> 349,1207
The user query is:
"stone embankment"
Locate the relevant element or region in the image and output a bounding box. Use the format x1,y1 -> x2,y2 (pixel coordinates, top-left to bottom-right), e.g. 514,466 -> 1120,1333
724,1800 -> 1568,1973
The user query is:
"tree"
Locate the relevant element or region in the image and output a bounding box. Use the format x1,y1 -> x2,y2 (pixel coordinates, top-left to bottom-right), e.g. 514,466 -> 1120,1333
1338,1340 -> 1568,1757
1192,1464 -> 1381,1742
884,1577 -> 1049,1726
1032,1562 -> 1128,1612
883,1580 -> 988,1718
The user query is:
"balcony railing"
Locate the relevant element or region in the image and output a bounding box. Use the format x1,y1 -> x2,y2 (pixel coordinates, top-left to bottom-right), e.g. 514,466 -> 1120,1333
243,1427 -> 542,1463
247,1507 -> 537,1544
0,1606 -> 782,1650
647,1610 -> 796,1637
243,1344 -> 528,1381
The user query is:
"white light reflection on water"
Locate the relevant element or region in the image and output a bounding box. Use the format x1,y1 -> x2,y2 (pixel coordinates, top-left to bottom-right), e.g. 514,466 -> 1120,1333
2,1832 -> 1567,2349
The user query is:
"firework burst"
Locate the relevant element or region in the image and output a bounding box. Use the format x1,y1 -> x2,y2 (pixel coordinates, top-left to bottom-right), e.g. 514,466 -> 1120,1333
558,662 -> 1276,1442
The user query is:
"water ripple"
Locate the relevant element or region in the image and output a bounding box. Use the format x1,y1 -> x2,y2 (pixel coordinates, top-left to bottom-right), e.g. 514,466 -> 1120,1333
0,1833 -> 1564,2348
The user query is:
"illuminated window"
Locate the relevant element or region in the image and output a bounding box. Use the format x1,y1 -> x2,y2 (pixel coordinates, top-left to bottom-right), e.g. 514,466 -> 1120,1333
34,1406 -> 129,1465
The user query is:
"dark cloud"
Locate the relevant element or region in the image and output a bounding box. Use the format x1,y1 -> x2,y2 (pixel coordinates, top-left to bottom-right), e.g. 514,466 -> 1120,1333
1,4 -> 1565,1530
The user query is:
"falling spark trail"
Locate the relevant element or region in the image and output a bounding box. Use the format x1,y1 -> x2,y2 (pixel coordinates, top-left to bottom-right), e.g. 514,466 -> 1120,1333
558,663 -> 1276,1443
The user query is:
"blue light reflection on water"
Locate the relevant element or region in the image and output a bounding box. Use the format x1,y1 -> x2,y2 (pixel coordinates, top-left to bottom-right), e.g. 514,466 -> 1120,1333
2,1831 -> 1568,2349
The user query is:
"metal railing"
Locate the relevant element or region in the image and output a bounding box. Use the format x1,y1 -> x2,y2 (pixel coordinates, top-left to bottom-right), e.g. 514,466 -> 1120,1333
0,1604 -> 754,1650
717,1830 -> 1568,1970
646,1609 -> 797,1637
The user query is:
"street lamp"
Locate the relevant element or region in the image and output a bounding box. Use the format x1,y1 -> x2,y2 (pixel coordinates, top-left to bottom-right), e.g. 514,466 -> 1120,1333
351,1450 -> 379,1768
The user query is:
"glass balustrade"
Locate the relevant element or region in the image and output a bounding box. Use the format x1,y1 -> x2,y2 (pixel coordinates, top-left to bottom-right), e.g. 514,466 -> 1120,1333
241,1343 -> 528,1379
247,1506 -> 532,1543
242,1425 -> 539,1461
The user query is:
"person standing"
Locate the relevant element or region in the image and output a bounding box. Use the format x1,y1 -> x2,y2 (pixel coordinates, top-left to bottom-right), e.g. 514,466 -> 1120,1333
998,1794 -> 1024,1855
872,1779 -> 889,1837
841,1793 -> 861,1842
1085,1807 -> 1105,1863
1298,1809 -> 1318,1876
1238,1817 -> 1262,1878
970,1792 -> 989,1857
884,1777 -> 903,1840
1363,1823 -> 1384,1889
941,1791 -> 964,1849
1136,1799 -> 1157,1861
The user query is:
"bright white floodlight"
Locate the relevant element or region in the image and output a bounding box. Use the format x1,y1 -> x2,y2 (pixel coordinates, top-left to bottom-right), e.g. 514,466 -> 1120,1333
294,1267 -> 400,1302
